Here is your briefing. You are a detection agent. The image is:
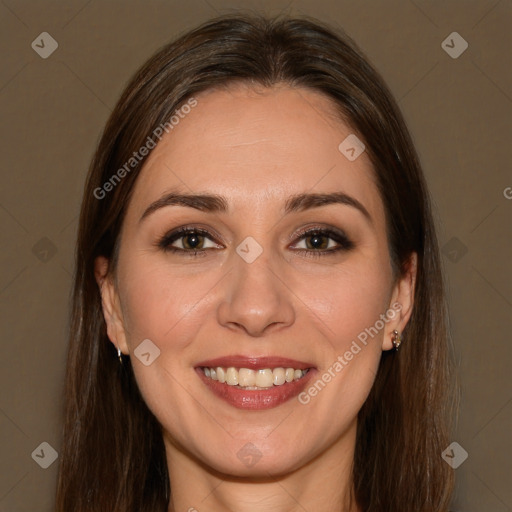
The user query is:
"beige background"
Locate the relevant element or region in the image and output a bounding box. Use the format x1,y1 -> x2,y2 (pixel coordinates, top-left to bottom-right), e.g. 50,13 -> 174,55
0,0 -> 510,510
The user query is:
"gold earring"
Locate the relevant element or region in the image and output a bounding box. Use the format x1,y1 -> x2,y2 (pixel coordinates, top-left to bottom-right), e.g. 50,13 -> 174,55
117,346 -> 123,364
391,330 -> 402,351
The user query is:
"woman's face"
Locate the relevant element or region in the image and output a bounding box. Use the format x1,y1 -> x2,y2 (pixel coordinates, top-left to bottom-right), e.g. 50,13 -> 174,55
97,84 -> 415,477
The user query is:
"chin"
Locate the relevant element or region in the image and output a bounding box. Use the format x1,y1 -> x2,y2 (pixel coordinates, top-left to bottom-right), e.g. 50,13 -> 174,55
201,442 -> 310,479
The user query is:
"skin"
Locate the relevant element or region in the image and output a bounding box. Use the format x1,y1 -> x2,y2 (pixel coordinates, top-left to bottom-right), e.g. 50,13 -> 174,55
95,84 -> 416,512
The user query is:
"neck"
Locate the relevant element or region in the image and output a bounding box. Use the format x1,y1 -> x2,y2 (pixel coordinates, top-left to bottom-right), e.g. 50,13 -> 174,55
165,421 -> 361,512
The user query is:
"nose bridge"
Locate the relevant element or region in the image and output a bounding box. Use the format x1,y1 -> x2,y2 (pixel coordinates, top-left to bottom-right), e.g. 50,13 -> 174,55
234,247 -> 278,299
216,241 -> 295,335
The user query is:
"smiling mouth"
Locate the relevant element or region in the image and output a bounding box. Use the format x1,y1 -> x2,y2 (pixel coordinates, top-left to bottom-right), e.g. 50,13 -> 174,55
199,366 -> 311,389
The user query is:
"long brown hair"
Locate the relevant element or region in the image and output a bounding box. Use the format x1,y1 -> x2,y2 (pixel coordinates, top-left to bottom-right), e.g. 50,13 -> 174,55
56,14 -> 455,511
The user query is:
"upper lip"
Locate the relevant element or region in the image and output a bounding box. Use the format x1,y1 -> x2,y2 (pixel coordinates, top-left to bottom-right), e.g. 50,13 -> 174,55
195,355 -> 314,370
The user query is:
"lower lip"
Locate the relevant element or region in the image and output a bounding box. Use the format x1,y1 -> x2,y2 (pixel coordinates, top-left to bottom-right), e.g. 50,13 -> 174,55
195,368 -> 316,410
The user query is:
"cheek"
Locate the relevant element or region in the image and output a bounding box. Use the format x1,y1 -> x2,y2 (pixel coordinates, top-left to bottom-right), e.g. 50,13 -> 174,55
115,260 -> 223,438
118,259 -> 221,349
291,256 -> 392,418
294,255 -> 393,351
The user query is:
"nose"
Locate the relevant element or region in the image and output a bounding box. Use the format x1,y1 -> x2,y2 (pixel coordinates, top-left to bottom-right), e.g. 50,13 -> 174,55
216,251 -> 296,337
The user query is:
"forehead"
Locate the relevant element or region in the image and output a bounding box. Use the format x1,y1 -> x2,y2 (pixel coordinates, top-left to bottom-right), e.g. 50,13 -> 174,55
126,84 -> 382,219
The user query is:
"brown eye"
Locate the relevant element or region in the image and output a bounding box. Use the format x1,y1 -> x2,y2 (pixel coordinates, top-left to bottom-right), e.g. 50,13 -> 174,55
291,227 -> 355,255
305,233 -> 330,250
181,233 -> 205,250
158,227 -> 221,253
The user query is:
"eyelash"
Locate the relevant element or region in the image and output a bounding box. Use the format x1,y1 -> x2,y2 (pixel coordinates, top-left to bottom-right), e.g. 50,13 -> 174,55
156,225 -> 354,258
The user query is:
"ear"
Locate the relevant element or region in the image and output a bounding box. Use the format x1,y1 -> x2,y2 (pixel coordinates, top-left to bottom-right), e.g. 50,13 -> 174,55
94,256 -> 129,355
382,252 -> 417,351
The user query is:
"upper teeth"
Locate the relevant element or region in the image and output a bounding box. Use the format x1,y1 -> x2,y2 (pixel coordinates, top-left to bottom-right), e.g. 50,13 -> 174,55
203,367 -> 308,389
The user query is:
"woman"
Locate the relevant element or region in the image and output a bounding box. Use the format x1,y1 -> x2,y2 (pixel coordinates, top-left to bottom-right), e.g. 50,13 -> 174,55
56,14 -> 455,512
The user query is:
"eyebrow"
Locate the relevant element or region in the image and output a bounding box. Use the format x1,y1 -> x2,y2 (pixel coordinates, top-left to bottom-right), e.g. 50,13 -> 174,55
139,190 -> 371,223
140,191 -> 229,222
284,192 -> 371,222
